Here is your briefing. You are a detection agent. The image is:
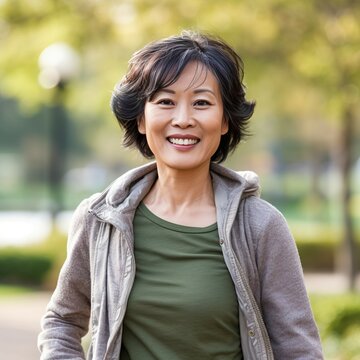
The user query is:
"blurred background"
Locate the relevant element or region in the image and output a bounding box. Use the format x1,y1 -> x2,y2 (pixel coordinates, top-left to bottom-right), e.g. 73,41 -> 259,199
0,0 -> 359,358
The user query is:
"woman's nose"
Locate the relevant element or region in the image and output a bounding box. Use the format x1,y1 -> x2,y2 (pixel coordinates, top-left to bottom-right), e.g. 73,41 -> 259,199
171,103 -> 195,128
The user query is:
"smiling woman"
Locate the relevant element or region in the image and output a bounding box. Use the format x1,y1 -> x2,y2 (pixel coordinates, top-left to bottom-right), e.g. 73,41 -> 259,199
38,31 -> 324,360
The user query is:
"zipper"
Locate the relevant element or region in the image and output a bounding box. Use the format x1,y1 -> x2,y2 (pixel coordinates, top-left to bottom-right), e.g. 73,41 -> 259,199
103,233 -> 136,360
227,244 -> 274,359
87,208 -> 137,360
219,212 -> 274,359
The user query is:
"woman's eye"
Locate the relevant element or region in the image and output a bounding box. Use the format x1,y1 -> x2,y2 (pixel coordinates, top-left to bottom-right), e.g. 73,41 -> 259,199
157,99 -> 174,106
194,100 -> 211,107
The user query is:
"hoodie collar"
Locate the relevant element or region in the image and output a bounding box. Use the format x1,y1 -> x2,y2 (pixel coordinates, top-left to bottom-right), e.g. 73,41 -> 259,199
89,161 -> 260,230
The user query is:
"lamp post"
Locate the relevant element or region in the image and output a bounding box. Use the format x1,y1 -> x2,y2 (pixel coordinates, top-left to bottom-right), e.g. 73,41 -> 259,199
38,43 -> 80,220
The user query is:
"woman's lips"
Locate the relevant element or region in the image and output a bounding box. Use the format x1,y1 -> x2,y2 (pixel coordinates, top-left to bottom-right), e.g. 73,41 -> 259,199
167,134 -> 200,146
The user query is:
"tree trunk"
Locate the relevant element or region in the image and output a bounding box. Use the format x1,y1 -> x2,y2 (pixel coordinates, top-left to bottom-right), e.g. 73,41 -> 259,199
338,105 -> 357,291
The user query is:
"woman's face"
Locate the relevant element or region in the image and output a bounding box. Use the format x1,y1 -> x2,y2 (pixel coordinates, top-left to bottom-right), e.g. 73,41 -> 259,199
138,61 -> 228,172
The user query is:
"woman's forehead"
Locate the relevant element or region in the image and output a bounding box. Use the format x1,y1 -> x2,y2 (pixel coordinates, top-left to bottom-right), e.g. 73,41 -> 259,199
154,61 -> 219,93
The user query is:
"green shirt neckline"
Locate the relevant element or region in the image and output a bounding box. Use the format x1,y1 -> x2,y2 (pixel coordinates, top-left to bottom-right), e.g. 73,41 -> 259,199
138,202 -> 218,233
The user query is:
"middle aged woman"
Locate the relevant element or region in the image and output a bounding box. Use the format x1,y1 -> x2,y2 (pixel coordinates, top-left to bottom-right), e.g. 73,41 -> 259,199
38,31 -> 323,359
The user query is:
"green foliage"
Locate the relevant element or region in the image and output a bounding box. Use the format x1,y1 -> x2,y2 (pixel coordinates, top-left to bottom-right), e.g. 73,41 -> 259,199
0,230 -> 67,289
310,293 -> 360,359
327,305 -> 360,337
28,229 -> 68,289
0,249 -> 52,286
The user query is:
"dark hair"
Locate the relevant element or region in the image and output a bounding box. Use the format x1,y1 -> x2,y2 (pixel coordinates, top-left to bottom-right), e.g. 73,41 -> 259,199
111,30 -> 255,163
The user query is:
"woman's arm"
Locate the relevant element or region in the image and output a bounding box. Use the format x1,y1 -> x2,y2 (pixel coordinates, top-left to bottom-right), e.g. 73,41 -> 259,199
38,198 -> 92,359
254,203 -> 323,359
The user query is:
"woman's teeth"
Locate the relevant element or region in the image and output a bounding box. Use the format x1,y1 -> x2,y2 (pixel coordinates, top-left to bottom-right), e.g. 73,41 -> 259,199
169,138 -> 198,145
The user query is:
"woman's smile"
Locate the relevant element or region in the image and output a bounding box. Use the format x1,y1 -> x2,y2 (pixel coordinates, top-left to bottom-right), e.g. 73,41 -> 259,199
168,137 -> 199,146
167,134 -> 200,151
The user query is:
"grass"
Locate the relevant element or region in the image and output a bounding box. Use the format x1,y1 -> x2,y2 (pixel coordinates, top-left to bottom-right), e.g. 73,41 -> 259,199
0,284 -> 35,297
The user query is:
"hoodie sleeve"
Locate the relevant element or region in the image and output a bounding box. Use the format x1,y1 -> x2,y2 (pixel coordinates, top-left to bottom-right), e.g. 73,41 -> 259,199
253,201 -> 323,359
38,198 -> 92,360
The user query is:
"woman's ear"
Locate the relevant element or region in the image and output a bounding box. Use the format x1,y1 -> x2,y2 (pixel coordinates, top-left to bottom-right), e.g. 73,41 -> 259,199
138,116 -> 146,134
221,117 -> 229,135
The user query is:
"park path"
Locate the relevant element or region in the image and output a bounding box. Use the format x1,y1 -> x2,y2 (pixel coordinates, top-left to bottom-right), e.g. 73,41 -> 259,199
0,292 -> 51,360
0,273 -> 359,360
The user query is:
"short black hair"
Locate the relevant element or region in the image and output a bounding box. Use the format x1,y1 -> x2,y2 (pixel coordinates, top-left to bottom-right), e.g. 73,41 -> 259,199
111,30 -> 255,163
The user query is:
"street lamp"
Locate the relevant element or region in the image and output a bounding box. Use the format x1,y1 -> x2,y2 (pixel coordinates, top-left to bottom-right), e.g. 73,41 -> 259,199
38,43 -> 80,220
39,43 -> 80,89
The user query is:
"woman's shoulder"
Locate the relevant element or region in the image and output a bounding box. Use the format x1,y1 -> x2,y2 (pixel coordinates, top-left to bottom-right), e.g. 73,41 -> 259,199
243,195 -> 289,236
73,193 -> 101,218
69,193 -> 102,233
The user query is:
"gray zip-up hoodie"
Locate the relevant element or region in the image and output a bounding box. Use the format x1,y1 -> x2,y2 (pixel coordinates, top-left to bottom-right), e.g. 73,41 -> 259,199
38,162 -> 323,359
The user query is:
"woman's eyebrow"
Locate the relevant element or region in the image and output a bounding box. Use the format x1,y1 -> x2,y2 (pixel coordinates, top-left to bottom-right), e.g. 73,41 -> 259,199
154,88 -> 215,96
155,89 -> 175,95
193,88 -> 216,96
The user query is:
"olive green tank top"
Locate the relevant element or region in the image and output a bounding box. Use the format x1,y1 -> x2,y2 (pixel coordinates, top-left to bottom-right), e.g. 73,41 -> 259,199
120,202 -> 242,359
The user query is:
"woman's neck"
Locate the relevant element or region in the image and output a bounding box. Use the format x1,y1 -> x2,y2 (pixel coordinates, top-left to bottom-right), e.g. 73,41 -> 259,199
143,163 -> 216,227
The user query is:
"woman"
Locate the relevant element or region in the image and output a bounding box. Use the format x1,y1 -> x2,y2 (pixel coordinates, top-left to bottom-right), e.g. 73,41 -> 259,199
38,31 -> 323,359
